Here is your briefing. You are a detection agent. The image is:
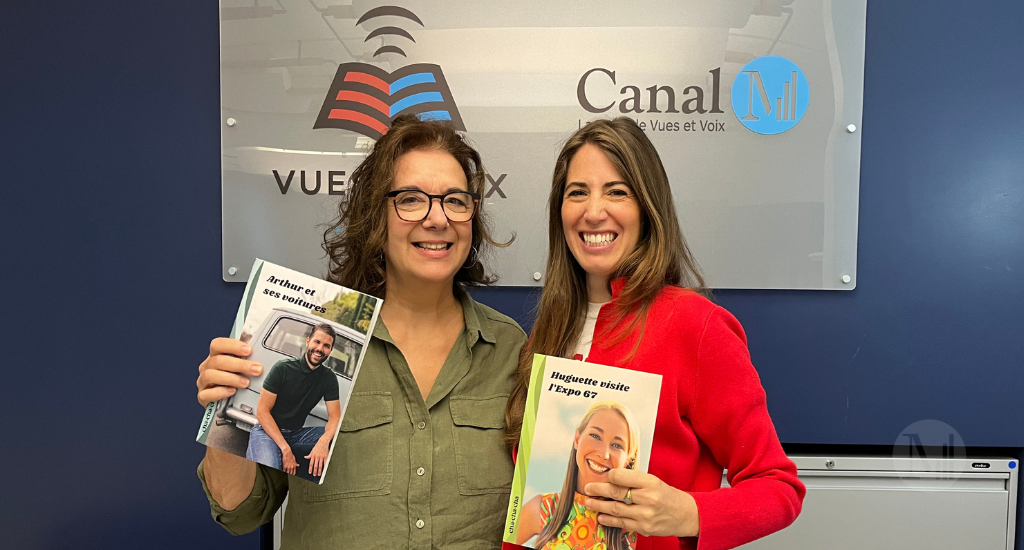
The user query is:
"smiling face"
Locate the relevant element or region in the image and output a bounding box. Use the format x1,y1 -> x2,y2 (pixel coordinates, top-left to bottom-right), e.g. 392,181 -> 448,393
573,408 -> 632,492
385,148 -> 473,289
304,329 -> 335,369
561,143 -> 642,300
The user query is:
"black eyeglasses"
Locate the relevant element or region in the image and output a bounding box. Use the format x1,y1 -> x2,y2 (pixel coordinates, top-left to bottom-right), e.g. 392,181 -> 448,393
386,190 -> 480,223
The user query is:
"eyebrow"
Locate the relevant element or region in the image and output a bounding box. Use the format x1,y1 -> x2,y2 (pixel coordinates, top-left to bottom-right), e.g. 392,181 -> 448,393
565,181 -> 629,189
590,425 -> 626,442
393,185 -> 468,193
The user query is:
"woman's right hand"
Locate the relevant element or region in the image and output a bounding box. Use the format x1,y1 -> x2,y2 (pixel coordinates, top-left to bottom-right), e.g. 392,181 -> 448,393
197,338 -> 263,407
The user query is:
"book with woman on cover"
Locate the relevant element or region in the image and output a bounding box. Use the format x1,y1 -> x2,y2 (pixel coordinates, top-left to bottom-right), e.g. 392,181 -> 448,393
196,259 -> 382,484
504,354 -> 662,549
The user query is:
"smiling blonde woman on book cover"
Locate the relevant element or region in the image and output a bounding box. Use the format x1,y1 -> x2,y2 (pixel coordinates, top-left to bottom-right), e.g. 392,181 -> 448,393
516,401 -> 640,550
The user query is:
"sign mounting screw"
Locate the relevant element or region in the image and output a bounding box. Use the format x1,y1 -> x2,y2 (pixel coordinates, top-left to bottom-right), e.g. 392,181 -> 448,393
841,275 -> 851,284
226,118 -> 237,127
533,272 -> 542,281
845,124 -> 856,133
228,267 -> 238,276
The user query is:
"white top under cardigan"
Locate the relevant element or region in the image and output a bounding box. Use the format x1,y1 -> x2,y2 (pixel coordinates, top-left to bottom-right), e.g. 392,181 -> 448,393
570,302 -> 607,361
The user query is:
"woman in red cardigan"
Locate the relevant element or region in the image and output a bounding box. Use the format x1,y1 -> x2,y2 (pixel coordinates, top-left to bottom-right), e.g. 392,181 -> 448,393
504,117 -> 805,550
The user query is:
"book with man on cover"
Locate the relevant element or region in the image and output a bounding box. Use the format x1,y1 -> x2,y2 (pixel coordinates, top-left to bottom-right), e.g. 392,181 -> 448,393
196,259 -> 382,484
504,354 -> 662,549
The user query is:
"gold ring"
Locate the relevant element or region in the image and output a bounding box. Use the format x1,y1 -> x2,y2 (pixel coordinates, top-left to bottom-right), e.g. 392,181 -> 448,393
623,488 -> 633,505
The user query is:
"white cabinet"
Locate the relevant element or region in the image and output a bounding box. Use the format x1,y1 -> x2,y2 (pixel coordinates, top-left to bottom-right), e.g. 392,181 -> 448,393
734,456 -> 1018,550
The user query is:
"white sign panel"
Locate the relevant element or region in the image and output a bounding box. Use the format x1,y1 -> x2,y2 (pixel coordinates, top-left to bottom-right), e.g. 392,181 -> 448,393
222,0 -> 866,289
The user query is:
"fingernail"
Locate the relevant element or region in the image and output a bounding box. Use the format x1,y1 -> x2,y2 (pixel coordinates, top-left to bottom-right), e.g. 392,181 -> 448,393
241,345 -> 252,355
240,377 -> 250,388
251,364 -> 262,375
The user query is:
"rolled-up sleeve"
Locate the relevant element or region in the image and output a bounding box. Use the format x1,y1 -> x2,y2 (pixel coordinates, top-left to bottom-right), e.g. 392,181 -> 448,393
197,459 -> 289,535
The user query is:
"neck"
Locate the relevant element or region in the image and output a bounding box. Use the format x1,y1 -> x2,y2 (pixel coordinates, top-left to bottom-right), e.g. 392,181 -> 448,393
381,275 -> 460,326
586,273 -> 613,303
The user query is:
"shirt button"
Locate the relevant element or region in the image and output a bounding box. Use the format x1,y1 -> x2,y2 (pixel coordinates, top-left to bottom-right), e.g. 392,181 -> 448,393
415,519 -> 425,529
417,467 -> 425,476
417,421 -> 426,430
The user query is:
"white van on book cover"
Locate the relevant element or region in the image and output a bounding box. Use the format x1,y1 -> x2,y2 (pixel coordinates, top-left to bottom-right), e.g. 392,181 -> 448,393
196,259 -> 382,484
504,354 -> 662,549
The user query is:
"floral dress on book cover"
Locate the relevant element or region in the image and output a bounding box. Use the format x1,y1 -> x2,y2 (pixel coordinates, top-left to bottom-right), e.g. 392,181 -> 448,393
538,492 -> 636,550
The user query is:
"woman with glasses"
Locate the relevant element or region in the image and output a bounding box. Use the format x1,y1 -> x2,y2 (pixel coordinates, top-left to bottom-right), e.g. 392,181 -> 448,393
505,118 -> 804,550
196,115 -> 526,549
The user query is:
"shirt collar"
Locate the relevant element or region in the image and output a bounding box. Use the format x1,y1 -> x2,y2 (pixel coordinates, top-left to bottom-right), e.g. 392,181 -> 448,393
610,277 -> 629,300
370,290 -> 496,346
371,314 -> 395,344
460,290 -> 496,345
288,355 -> 314,373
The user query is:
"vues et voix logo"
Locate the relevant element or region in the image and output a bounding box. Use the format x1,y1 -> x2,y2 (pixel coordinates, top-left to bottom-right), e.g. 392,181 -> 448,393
277,6 -> 506,199
576,55 -> 809,135
313,6 -> 464,140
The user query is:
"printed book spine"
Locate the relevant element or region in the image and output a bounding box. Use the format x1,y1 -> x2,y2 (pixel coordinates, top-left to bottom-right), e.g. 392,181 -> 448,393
503,354 -> 547,544
196,259 -> 264,445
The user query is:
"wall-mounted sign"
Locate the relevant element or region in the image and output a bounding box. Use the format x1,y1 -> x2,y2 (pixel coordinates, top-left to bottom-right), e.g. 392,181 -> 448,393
222,0 -> 867,289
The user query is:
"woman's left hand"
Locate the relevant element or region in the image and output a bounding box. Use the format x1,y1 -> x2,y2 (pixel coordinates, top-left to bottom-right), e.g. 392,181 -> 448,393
584,468 -> 700,538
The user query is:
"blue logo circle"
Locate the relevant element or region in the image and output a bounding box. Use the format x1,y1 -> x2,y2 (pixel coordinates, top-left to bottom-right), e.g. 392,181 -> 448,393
731,56 -> 809,135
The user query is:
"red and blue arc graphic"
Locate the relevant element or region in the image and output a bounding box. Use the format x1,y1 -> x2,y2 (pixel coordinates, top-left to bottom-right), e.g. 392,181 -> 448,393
314,62 -> 465,140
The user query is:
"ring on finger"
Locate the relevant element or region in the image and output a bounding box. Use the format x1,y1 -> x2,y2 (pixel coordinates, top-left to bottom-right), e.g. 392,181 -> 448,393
623,488 -> 633,505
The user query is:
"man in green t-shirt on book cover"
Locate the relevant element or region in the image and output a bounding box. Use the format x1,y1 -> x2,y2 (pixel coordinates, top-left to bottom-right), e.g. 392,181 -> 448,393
245,323 -> 341,482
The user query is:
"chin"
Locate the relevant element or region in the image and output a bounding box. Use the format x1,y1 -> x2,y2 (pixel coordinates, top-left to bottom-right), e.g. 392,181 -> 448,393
577,263 -> 617,280
412,267 -> 462,284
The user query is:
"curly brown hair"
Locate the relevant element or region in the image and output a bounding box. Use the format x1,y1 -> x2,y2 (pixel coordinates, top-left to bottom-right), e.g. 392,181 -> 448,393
322,115 -> 507,297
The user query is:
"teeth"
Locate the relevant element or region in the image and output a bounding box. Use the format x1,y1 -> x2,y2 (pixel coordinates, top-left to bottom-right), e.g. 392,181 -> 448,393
583,233 -> 616,246
416,243 -> 448,250
587,459 -> 610,473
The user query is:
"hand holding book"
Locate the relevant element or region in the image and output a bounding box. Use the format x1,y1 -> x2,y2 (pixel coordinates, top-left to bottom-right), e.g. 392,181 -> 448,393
197,338 -> 262,408
196,259 -> 382,485
503,355 -> 664,549
582,467 -> 701,538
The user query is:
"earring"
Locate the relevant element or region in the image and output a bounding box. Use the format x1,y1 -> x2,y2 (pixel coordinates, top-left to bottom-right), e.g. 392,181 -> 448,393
463,245 -> 479,268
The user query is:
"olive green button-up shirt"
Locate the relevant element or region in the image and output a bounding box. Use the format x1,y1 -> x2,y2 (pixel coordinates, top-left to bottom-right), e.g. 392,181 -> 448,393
199,293 -> 526,550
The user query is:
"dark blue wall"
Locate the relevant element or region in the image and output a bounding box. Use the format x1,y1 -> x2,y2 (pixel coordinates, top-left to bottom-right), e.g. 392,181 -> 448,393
1,1 -> 1021,549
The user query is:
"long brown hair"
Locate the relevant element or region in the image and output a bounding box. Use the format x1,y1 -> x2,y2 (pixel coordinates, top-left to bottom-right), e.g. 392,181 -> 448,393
322,115 -> 507,297
505,117 -> 707,447
535,402 -> 639,550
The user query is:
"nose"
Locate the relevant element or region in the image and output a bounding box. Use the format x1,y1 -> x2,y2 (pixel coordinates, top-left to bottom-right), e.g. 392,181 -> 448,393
583,195 -> 607,224
422,197 -> 449,229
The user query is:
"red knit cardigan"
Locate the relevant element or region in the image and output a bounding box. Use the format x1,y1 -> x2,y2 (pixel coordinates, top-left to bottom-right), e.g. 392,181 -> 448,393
506,279 -> 804,550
